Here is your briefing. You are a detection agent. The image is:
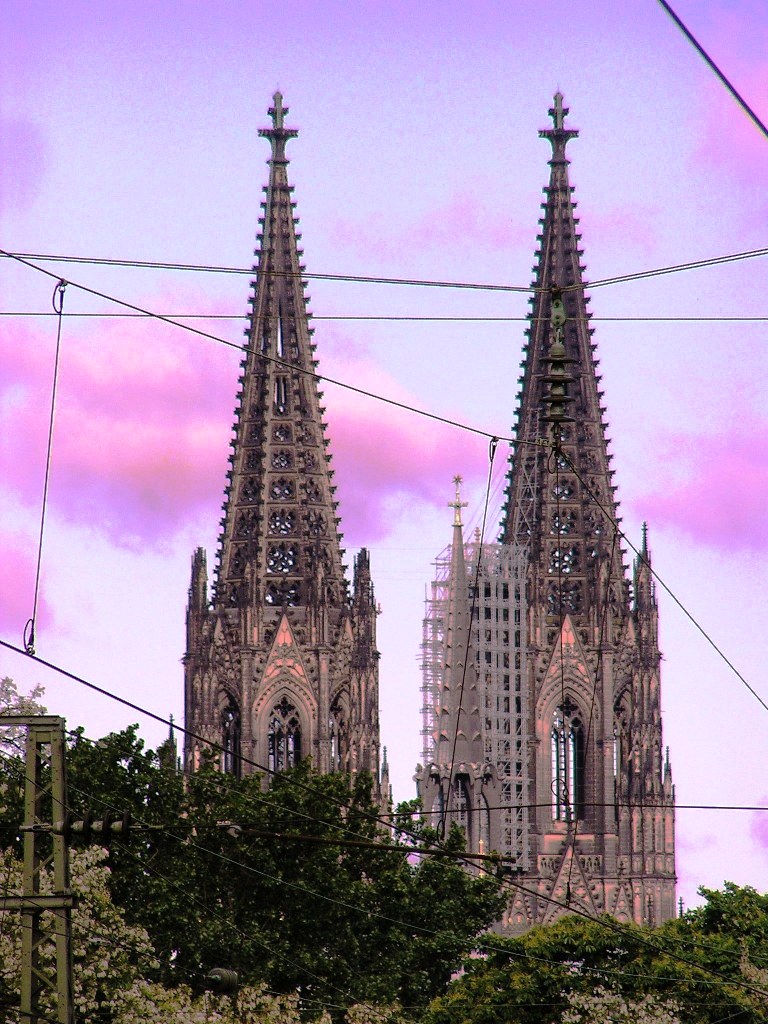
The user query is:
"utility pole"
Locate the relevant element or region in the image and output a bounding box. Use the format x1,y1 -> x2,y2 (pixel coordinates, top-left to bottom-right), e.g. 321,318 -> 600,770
0,716 -> 75,1024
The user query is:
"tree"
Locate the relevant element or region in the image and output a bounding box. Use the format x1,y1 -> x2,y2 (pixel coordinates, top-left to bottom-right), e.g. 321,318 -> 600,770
424,887 -> 768,1024
0,717 -> 505,1018
0,841 -> 336,1024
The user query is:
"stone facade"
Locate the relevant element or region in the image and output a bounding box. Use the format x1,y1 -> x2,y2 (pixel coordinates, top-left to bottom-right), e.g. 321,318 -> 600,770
184,94 -> 381,788
418,95 -> 676,931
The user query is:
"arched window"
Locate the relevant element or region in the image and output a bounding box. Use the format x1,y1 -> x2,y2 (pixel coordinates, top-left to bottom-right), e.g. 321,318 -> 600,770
268,696 -> 302,772
453,778 -> 471,845
478,794 -> 491,854
222,699 -> 241,778
551,700 -> 585,822
329,697 -> 347,772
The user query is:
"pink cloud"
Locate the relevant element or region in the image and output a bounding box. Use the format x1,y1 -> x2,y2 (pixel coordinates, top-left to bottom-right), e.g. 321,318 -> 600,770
750,801 -> 768,854
0,118 -> 47,214
0,314 -> 236,547
633,424 -> 768,552
0,533 -> 53,638
331,189 -> 530,262
324,358 -> 489,544
583,204 -> 659,257
696,58 -> 768,189
1,314 -> 487,550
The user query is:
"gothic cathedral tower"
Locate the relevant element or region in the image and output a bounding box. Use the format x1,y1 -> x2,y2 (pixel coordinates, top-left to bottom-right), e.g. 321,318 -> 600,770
184,94 -> 381,786
500,94 -> 676,929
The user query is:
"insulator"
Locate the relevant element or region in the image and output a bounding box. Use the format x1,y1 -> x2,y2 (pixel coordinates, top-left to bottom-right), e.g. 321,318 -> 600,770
205,969 -> 239,994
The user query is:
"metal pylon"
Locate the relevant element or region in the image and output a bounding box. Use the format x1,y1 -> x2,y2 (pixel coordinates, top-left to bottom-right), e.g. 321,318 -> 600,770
0,716 -> 74,1024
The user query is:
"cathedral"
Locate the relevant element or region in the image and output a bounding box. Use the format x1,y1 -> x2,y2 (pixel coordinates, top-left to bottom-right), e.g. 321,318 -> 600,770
184,91 -> 676,931
416,94 -> 676,931
183,93 -> 381,786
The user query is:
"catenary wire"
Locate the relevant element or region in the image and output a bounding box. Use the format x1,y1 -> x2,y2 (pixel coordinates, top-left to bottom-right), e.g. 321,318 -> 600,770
657,0 -> 768,141
23,281 -> 66,658
0,249 -> 517,447
3,245 -> 768,291
3,245 -> 765,983
4,666 -> 768,1001
557,449 -> 768,716
0,751 -> 396,1023
3,311 -> 768,322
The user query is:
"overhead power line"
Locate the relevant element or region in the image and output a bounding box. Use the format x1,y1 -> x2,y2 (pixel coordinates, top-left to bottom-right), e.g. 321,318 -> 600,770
3,311 -> 767,323
2,245 -> 767,293
657,0 -> 768,141
0,249 -> 517,447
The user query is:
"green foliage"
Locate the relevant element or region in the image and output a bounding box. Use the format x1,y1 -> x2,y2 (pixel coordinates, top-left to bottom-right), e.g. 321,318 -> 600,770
0,715 -> 505,1018
425,887 -> 768,1024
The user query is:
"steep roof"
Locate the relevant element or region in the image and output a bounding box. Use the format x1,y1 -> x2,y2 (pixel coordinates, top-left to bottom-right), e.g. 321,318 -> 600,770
215,92 -> 347,612
501,93 -> 623,623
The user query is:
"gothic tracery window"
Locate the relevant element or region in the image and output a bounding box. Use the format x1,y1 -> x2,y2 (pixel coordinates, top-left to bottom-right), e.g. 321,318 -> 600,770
270,478 -> 294,500
268,510 -> 295,536
453,778 -> 471,844
222,699 -> 241,778
267,544 -> 298,574
274,377 -> 289,414
551,701 -> 585,822
268,697 -> 302,772
272,449 -> 293,470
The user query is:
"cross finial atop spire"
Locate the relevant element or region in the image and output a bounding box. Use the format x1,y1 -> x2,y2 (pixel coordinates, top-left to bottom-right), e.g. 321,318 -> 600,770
259,90 -> 298,164
551,91 -> 566,130
449,475 -> 468,527
270,90 -> 286,129
539,91 -> 579,162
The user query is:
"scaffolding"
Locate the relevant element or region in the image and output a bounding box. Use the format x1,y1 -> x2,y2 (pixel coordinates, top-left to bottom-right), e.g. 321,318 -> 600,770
420,537 -> 530,867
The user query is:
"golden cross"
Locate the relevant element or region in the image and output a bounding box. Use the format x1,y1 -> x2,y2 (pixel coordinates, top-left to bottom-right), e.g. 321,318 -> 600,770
449,475 -> 468,526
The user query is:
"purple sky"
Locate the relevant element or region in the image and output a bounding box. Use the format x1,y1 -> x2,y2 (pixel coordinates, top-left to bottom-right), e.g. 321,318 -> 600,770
2,0 -> 767,912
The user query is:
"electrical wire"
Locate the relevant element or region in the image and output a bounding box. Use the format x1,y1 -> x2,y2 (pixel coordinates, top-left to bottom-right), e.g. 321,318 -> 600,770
3,742 -> 764,1007
3,244 -> 767,292
0,750 -> 397,1021
23,280 -> 66,657
657,0 -> 768,141
3,311 -> 768,322
557,449 -> 768,717
4,715 -> 768,1005
0,249 -> 518,447
0,251 -> 533,294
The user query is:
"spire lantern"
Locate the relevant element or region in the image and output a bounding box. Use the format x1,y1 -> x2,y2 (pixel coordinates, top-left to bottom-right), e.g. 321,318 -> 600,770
259,90 -> 298,164
539,91 -> 578,163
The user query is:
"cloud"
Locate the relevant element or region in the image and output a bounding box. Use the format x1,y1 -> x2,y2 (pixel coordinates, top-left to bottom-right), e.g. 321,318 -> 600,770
0,532 -> 52,638
331,189 -> 530,263
0,118 -> 47,214
1,316 -> 486,551
632,424 -> 768,553
325,359 -> 488,544
750,802 -> 768,854
0,314 -> 236,547
582,204 -> 659,258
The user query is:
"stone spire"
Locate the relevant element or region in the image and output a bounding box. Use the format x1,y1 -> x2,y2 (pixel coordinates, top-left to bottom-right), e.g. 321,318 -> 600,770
416,478 -> 495,855
436,477 -> 480,766
184,95 -> 380,787
496,95 -> 675,933
501,92 -> 623,634
214,91 -> 346,614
